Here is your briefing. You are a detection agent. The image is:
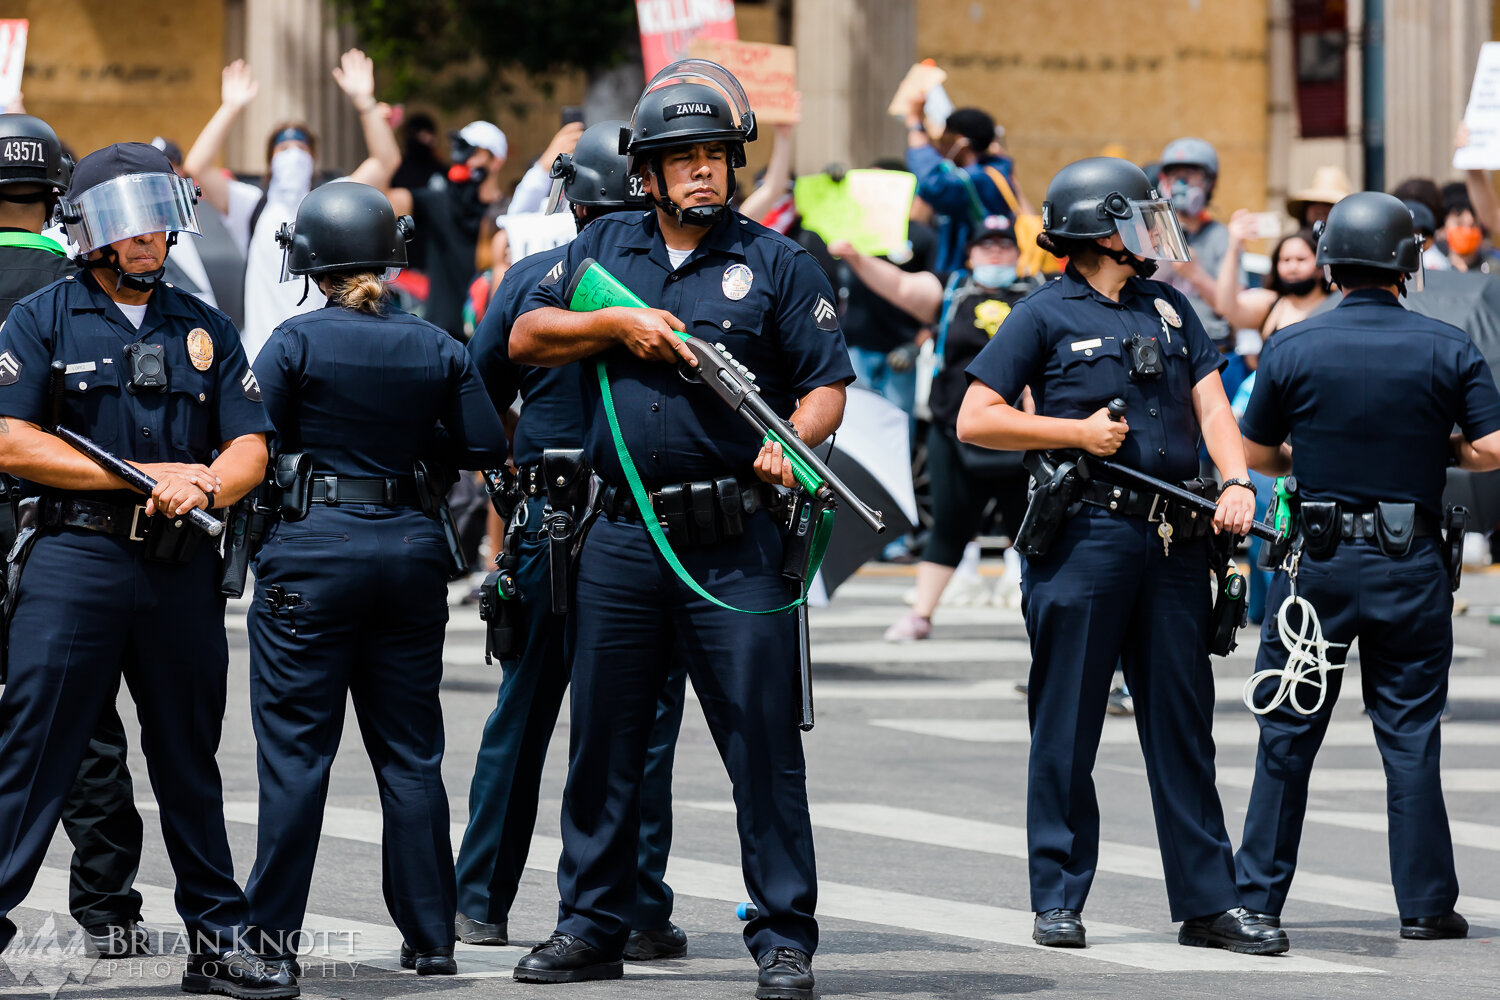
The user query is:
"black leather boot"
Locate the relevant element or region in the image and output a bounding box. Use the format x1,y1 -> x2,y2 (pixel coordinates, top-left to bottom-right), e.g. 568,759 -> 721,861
1178,907 -> 1290,955
512,932 -> 623,983
1032,908 -> 1086,947
399,942 -> 457,975
756,947 -> 813,1000
181,947 -> 299,999
84,920 -> 151,958
455,912 -> 508,946
623,922 -> 688,960
1400,910 -> 1468,940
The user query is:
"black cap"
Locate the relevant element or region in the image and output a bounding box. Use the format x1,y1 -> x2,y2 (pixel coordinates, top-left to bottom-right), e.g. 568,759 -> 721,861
70,142 -> 176,196
1316,191 -> 1421,273
0,113 -> 71,191
966,214 -> 1017,250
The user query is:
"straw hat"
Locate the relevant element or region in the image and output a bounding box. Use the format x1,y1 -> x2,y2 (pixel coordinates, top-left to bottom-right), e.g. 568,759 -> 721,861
1286,165 -> 1353,219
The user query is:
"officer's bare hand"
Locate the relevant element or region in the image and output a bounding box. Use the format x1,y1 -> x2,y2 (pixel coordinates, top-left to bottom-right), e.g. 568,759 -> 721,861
1214,483 -> 1256,536
1076,408 -> 1128,456
753,439 -> 798,488
134,462 -> 222,495
612,307 -> 695,365
145,475 -> 210,518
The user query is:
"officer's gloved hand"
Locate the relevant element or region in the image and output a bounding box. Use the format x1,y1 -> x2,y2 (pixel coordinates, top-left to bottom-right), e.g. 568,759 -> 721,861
885,342 -> 920,372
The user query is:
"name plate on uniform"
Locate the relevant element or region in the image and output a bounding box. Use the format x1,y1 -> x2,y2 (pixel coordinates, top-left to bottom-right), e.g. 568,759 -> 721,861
1070,339 -> 1102,352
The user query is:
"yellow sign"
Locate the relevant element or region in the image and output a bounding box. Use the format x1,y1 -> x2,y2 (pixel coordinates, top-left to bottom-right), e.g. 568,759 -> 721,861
793,169 -> 917,257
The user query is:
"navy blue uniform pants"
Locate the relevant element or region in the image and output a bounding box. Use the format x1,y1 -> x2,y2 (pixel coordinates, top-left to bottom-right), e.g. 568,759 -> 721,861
1235,538 -> 1458,920
454,497 -> 687,929
61,698 -> 145,930
557,512 -> 817,960
245,506 -> 457,954
0,531 -> 246,953
1021,508 -> 1240,921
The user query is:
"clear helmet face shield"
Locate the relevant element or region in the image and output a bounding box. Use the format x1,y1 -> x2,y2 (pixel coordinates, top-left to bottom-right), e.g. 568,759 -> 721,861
545,153 -> 571,215
59,172 -> 200,255
1112,197 -> 1192,262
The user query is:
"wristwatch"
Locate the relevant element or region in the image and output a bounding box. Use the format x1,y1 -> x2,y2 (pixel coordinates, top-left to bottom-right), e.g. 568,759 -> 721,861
1220,477 -> 1257,497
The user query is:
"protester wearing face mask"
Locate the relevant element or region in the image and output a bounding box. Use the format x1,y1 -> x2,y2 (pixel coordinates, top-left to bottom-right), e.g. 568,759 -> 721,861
1440,188 -> 1500,274
379,120 -> 508,339
1154,138 -> 1231,345
182,51 -> 402,360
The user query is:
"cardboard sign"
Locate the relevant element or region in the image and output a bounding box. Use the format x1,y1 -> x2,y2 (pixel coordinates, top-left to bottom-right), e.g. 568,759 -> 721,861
0,20 -> 27,109
686,37 -> 797,125
635,0 -> 738,80
793,169 -> 918,257
497,212 -> 578,264
1456,42 -> 1500,170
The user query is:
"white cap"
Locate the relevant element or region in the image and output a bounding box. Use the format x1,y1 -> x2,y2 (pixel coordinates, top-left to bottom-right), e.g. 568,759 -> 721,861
460,121 -> 508,161
1234,329 -> 1263,356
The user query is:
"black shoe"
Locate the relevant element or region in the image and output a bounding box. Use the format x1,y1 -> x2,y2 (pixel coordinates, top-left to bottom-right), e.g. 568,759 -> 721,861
85,920 -> 151,958
259,954 -> 302,979
182,948 -> 299,999
512,932 -> 623,984
756,947 -> 813,1000
1244,911 -> 1281,929
1400,910 -> 1468,940
399,943 -> 457,975
1032,908 -> 1086,947
455,913 -> 508,946
623,922 -> 687,961
1179,907 -> 1290,955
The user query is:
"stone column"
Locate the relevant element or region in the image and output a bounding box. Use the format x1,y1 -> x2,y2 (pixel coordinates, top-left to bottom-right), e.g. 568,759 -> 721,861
1383,0 -> 1488,186
222,0 -> 359,176
793,0 -> 916,176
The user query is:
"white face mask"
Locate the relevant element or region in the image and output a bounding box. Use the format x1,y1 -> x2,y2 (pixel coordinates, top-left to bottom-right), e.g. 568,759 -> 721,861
268,147 -> 314,202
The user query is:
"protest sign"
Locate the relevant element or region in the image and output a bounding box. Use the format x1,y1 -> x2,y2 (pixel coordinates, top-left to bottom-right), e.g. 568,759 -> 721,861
794,169 -> 917,257
1455,42 -> 1500,170
636,0 -> 737,79
686,37 -> 797,124
0,20 -> 27,109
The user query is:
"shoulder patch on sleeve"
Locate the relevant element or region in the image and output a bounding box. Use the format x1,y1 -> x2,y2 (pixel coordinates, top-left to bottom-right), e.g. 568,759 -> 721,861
241,369 -> 262,402
540,259 -> 567,287
812,295 -> 839,332
0,349 -> 20,386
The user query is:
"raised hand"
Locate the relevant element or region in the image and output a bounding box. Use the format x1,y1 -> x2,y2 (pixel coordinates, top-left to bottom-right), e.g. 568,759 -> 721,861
221,60 -> 259,113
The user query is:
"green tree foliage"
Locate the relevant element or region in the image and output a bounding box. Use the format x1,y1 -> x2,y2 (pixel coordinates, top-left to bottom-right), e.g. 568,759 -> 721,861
327,0 -> 638,106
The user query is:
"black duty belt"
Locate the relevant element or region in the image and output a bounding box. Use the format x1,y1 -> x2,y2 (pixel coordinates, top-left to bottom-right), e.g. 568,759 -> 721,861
310,475 -> 420,507
1081,480 -> 1169,519
40,497 -> 152,540
517,463 -> 545,497
598,479 -> 780,523
1335,507 -> 1440,540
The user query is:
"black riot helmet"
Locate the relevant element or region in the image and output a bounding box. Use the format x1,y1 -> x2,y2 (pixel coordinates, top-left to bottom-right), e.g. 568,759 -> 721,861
0,114 -> 72,212
276,181 -> 413,277
620,59 -> 757,227
545,119 -> 649,230
1039,156 -> 1192,275
1315,191 -> 1421,273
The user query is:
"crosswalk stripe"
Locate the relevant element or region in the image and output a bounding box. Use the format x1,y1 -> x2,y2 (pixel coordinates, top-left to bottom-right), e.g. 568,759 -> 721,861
1304,810 -> 1500,853
140,802 -> 1369,974
1214,766 -> 1500,793
683,800 -> 1500,927
870,716 -> 1500,748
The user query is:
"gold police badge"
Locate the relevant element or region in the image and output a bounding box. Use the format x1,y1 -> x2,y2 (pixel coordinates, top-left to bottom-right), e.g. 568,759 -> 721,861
187,328 -> 214,371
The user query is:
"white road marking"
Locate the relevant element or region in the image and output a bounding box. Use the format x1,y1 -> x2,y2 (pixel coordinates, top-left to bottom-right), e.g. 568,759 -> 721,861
870,717 -> 1500,748
1215,767 -> 1500,793
1304,810 -> 1500,853
683,801 -> 1500,927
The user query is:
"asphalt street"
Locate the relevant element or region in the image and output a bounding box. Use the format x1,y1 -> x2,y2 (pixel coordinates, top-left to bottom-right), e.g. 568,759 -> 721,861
3,559 -> 1499,999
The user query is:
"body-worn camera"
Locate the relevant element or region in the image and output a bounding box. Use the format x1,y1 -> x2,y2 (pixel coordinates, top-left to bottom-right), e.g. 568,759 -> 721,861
123,342 -> 168,394
1126,335 -> 1164,381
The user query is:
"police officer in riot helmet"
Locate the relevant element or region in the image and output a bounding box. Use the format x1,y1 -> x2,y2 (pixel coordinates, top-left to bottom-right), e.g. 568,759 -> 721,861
0,115 -> 157,961
509,61 -> 853,999
959,156 -> 1285,955
457,121 -> 693,960
245,181 -> 506,977
0,142 -> 283,998
1236,191 -> 1500,940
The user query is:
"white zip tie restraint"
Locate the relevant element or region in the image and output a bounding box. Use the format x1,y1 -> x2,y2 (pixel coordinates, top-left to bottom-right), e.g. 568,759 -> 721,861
1242,549 -> 1345,715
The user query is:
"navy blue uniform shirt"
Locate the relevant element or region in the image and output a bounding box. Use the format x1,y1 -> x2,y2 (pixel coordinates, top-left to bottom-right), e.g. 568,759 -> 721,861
520,210 -> 855,487
1242,288 -> 1500,517
254,304 -> 507,477
469,246 -> 586,467
966,265 -> 1224,483
0,271 -> 271,503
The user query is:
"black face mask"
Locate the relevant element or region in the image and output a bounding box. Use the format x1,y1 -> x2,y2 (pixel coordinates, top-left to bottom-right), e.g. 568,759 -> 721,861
1280,276 -> 1319,296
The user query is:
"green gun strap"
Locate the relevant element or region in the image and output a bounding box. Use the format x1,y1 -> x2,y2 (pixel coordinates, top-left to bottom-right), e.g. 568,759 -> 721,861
597,358 -> 821,616
0,231 -> 66,256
